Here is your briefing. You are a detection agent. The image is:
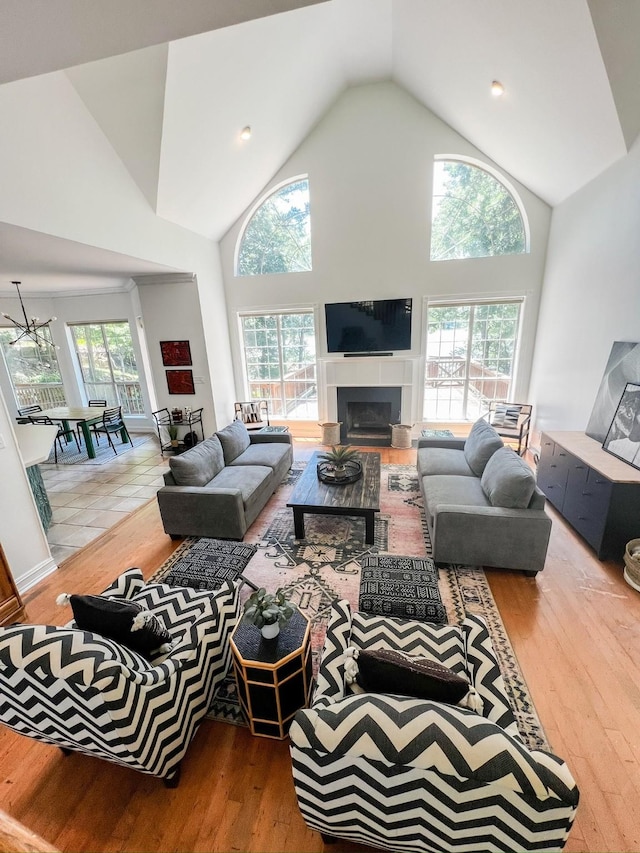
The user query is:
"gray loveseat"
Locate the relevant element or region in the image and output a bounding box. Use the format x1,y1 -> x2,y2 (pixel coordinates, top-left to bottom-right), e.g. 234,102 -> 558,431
418,419 -> 551,576
157,419 -> 293,540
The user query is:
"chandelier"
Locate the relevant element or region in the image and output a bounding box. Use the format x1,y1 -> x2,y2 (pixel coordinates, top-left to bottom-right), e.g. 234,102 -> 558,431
1,281 -> 57,348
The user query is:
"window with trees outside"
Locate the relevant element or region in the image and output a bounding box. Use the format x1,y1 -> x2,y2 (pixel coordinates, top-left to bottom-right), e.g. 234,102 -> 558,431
424,301 -> 523,421
240,312 -> 317,419
0,325 -> 67,410
236,178 -> 312,276
430,159 -> 527,261
70,322 -> 144,415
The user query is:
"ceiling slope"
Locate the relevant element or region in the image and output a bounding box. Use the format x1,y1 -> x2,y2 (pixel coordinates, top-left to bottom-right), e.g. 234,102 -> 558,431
66,45 -> 168,210
588,0 -> 640,151
391,0 -> 626,207
0,0 -> 328,84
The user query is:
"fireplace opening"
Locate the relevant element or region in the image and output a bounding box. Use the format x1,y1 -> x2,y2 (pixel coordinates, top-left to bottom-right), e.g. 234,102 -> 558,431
346,402 -> 392,442
337,386 -> 402,446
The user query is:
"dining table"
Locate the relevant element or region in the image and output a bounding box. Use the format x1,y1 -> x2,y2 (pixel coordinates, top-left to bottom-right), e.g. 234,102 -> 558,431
38,406 -> 110,459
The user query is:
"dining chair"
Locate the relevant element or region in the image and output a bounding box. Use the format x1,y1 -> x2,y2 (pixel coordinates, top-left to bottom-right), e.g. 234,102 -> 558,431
93,406 -> 133,455
16,404 -> 42,424
77,399 -> 107,445
29,415 -> 80,463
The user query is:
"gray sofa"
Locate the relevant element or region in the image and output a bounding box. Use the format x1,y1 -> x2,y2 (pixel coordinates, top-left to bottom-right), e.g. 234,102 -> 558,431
157,419 -> 293,540
418,419 -> 551,575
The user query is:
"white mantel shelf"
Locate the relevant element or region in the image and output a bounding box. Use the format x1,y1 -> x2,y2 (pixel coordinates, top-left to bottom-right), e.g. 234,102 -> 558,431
320,356 -> 422,423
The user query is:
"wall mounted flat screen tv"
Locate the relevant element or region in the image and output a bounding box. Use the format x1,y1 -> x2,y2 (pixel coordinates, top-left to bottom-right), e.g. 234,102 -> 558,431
325,298 -> 412,354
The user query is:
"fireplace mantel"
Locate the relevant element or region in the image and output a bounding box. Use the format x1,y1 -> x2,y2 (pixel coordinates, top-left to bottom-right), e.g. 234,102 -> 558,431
319,355 -> 421,424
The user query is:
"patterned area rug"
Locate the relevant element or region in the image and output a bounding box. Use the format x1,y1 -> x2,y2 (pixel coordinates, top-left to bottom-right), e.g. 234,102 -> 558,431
152,462 -> 547,751
41,433 -> 152,465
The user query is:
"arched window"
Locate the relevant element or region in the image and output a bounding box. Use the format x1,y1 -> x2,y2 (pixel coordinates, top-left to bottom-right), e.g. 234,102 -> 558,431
236,177 -> 312,276
430,158 -> 527,261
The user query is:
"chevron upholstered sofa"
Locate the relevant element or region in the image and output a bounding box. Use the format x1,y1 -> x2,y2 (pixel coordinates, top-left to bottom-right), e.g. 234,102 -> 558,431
290,601 -> 579,853
0,568 -> 240,786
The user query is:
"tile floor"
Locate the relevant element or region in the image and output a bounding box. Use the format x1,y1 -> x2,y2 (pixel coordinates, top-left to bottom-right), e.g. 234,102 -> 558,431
41,433 -> 170,564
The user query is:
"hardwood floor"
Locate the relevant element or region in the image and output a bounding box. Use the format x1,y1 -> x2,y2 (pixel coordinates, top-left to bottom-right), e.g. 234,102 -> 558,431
2,440 -> 640,852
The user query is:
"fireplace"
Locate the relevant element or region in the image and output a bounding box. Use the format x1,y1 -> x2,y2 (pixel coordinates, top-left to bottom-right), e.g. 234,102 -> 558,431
337,386 -> 402,446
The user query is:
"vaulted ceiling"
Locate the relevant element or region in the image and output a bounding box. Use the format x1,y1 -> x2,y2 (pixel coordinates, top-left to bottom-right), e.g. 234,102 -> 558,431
1,0 -> 639,287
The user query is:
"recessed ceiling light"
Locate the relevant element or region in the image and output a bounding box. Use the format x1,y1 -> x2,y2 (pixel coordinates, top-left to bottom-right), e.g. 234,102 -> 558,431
491,80 -> 505,98
240,126 -> 252,140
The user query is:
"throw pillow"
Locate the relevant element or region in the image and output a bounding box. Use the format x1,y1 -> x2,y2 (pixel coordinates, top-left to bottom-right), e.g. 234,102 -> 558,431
216,419 -> 251,464
356,648 -> 470,705
169,435 -> 225,487
463,418 -> 504,476
491,404 -> 521,429
57,593 -> 173,659
481,445 -> 536,509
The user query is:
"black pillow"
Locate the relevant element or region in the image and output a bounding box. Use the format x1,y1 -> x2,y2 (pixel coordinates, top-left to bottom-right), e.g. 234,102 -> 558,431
66,594 -> 172,659
357,648 -> 469,705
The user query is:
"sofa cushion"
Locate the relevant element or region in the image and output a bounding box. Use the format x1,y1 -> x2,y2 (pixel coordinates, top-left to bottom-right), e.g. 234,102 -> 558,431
169,435 -> 225,487
208,464 -> 273,505
463,419 -> 504,476
422,475 -> 490,526
216,419 -> 251,464
481,446 -> 536,509
417,446 -> 476,477
228,441 -> 290,472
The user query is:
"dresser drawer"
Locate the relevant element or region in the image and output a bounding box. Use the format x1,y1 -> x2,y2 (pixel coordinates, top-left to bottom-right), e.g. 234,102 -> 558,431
562,469 -> 612,550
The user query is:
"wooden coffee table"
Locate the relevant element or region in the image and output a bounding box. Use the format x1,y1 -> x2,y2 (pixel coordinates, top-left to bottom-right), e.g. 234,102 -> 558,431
287,451 -> 381,543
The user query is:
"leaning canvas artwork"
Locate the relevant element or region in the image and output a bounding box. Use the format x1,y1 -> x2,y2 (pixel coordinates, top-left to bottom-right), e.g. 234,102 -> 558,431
586,341 -> 640,443
602,383 -> 640,470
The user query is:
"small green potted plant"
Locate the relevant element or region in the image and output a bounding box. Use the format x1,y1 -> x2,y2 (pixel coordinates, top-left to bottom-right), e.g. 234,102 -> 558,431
318,444 -> 359,479
167,424 -> 179,448
243,587 -> 296,639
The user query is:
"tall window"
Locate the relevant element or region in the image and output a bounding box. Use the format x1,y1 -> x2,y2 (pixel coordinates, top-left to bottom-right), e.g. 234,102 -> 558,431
236,178 -> 312,276
0,326 -> 66,409
424,301 -> 522,421
70,322 -> 143,415
431,159 -> 526,261
240,311 -> 317,419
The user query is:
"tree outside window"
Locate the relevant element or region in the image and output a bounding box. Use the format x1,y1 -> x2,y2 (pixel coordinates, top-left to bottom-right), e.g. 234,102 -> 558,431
0,326 -> 66,409
430,160 -> 526,261
237,178 -> 312,276
241,312 -> 317,418
70,322 -> 143,415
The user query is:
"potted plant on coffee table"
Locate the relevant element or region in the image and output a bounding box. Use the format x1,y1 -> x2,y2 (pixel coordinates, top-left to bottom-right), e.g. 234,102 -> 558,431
243,587 -> 296,639
317,444 -> 361,481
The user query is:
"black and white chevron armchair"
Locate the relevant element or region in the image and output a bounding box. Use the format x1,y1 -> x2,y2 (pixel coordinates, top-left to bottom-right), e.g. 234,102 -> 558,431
0,568 -> 240,787
290,601 -> 579,853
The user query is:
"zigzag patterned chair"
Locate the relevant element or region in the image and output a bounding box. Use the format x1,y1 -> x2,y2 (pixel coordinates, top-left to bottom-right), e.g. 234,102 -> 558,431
290,601 -> 579,853
0,568 -> 240,787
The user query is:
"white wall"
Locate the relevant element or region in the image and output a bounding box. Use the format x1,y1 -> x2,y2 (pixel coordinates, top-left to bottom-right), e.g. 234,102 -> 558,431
136,275 -> 216,433
219,81 -> 551,420
0,393 -> 56,590
529,140 -> 640,433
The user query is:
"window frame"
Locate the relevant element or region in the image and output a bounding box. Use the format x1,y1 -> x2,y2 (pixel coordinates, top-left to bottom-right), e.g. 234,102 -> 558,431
422,297 -> 525,422
0,323 -> 67,410
234,174 -> 312,277
238,307 -> 318,420
69,320 -> 144,415
430,155 -> 530,261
